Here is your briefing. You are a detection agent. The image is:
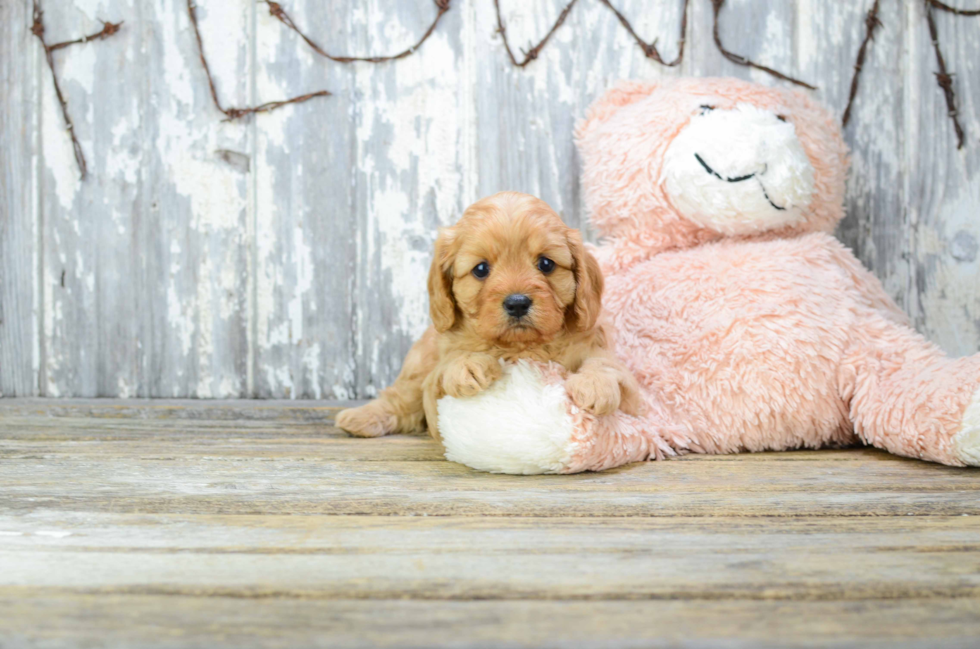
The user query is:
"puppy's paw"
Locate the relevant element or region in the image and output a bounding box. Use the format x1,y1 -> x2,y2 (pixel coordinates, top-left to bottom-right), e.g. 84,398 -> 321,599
442,354 -> 502,398
566,372 -> 622,416
335,402 -> 398,438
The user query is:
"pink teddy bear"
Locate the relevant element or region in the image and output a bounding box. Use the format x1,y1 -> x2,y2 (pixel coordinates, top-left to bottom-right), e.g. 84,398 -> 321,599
437,77 -> 980,474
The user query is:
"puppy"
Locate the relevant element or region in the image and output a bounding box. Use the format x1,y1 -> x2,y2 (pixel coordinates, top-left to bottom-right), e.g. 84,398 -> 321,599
336,191 -> 642,441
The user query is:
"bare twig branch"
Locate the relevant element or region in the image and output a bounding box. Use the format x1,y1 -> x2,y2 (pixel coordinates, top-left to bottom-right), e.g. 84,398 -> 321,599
263,0 -> 451,63
710,0 -> 816,90
493,0 -> 579,67
31,1 -> 123,180
842,0 -> 882,126
926,0 -> 980,16
220,92 -> 332,122
595,0 -> 689,66
48,20 -> 124,51
925,2 -> 965,149
186,0 -> 330,121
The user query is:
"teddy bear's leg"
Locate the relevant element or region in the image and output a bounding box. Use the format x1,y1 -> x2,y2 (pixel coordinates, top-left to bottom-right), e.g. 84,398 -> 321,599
560,393 -> 686,474
841,311 -> 980,466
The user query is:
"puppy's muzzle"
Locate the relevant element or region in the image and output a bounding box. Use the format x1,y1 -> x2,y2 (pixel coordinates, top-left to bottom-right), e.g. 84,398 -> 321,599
503,294 -> 532,319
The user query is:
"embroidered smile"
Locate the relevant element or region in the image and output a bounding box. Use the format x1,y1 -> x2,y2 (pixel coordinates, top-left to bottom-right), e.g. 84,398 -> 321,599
694,153 -> 786,211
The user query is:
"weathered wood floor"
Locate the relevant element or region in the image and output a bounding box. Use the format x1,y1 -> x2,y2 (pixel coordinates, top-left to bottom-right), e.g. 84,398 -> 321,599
1,400 -> 979,648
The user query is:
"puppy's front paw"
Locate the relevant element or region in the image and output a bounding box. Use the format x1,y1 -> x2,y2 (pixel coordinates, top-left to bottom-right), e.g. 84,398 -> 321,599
336,402 -> 397,438
442,354 -> 502,398
566,372 -> 622,416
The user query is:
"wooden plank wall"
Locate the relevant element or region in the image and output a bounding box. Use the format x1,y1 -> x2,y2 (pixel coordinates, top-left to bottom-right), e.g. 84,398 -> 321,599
1,0 -> 979,398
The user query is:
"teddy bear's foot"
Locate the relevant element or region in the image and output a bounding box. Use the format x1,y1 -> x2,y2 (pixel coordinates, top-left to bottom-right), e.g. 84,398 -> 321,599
952,387 -> 980,467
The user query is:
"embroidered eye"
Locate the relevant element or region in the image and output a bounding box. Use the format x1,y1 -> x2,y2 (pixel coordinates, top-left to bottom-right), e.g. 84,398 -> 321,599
537,257 -> 556,274
472,261 -> 490,279
699,104 -> 715,114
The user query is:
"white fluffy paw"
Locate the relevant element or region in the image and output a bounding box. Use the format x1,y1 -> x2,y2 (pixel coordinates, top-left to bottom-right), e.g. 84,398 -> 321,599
953,387 -> 980,467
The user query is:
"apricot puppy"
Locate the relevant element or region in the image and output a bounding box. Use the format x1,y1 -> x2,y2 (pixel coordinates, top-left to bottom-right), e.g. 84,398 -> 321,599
336,191 -> 641,441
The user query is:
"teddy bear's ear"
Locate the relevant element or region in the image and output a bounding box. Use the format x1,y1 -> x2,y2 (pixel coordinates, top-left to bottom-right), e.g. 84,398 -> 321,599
574,80 -> 659,146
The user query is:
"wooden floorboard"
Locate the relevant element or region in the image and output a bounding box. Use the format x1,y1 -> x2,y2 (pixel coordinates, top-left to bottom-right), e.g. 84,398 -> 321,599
1,399 -> 979,648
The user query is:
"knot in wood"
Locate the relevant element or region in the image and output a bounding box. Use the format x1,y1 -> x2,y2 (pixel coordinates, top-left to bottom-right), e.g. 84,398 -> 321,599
865,12 -> 882,34
935,71 -> 954,91
101,21 -> 123,37
266,1 -> 285,19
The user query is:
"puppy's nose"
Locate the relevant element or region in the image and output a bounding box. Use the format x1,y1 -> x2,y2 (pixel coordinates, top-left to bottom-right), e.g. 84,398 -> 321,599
503,294 -> 532,318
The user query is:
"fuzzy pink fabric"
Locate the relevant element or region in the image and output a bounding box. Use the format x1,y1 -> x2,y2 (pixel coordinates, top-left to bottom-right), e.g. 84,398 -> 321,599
534,362 -> 682,473
559,77 -> 980,469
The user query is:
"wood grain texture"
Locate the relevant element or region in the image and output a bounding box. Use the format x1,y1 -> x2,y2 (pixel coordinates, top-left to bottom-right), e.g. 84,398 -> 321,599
4,513 -> 980,600
2,0 -> 979,397
2,597 -> 978,649
347,1 -> 469,398
804,0 -> 912,314
252,0 -> 356,400
905,2 -> 980,356
37,0 -> 138,397
2,399 -> 980,647
136,0 -> 253,399
2,400 -> 980,522
0,0 -> 38,397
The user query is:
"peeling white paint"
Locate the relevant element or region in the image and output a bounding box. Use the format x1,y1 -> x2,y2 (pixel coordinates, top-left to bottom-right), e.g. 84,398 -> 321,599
302,342 -> 322,400
40,70 -> 81,211
918,182 -> 980,357
167,282 -> 194,358
116,376 -> 133,399
105,117 -> 140,187
8,0 -> 980,401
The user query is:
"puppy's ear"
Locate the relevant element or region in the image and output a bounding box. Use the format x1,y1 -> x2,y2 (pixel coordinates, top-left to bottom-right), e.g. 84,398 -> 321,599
566,229 -> 604,332
427,227 -> 458,333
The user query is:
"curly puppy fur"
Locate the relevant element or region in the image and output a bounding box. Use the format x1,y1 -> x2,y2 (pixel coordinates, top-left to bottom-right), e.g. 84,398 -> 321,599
336,191 -> 642,441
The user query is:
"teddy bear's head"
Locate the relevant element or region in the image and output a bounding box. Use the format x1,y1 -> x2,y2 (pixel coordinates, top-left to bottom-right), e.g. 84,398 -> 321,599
576,78 -> 848,249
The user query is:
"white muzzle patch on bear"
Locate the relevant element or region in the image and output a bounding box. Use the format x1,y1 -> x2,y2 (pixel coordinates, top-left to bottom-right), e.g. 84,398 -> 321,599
662,103 -> 815,235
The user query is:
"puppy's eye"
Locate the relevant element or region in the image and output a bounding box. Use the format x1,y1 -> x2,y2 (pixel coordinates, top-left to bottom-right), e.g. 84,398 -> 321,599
776,114 -> 787,122
472,261 -> 490,279
699,105 -> 715,114
537,257 -> 556,274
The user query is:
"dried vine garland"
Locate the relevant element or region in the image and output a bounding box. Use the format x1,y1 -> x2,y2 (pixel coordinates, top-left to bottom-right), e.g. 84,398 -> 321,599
925,1 -> 966,148
844,0 -> 977,148
842,0 -> 882,126
494,0 -> 579,67
34,0 -> 980,181
597,0 -> 689,66
187,0 -> 450,121
263,0 -> 451,63
31,1 -> 123,179
492,0 -> 806,82
186,0 -> 329,121
710,0 -> 815,89
927,0 -> 980,14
